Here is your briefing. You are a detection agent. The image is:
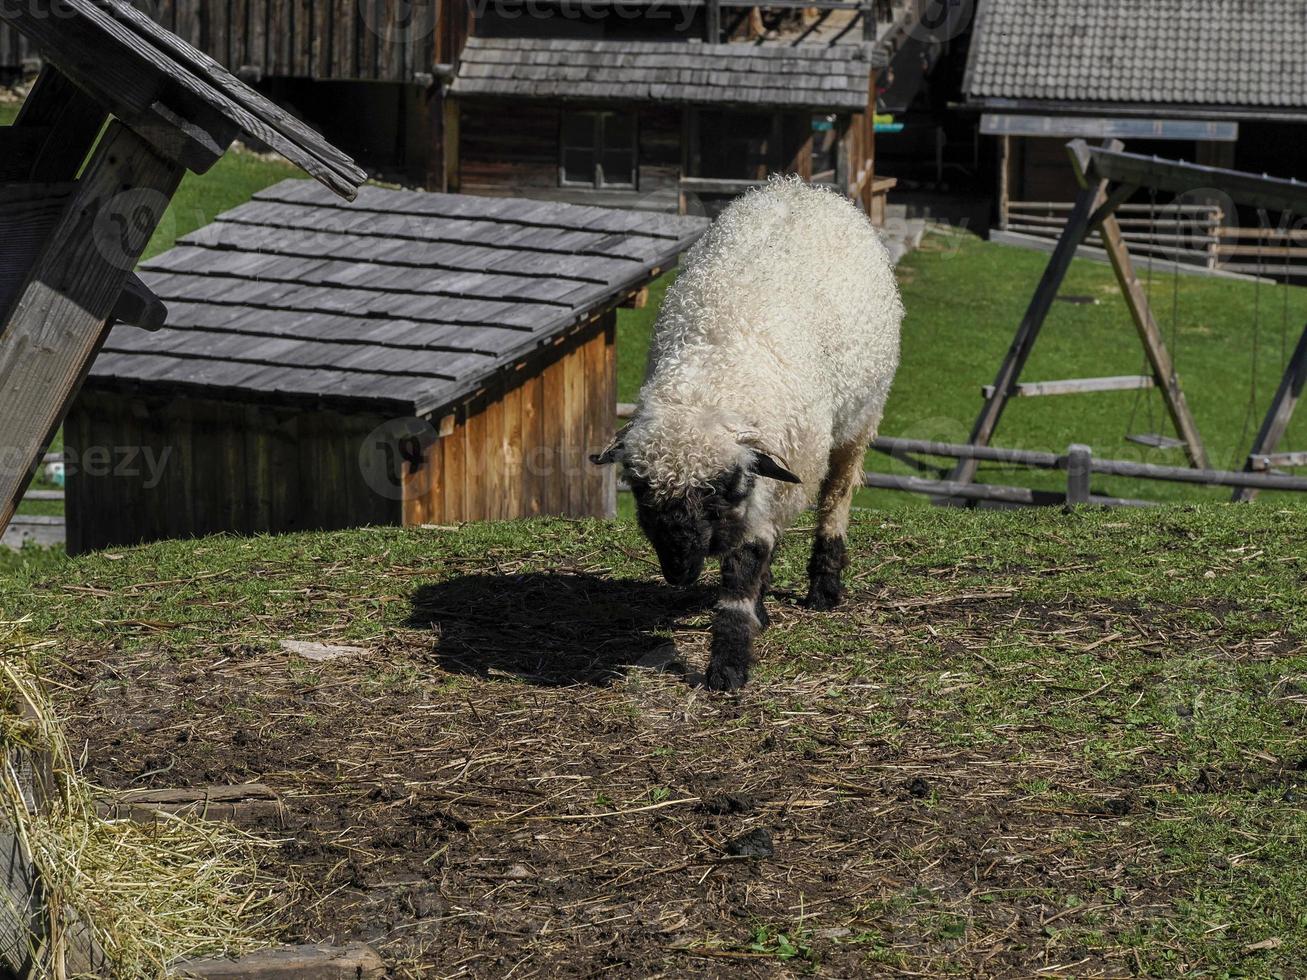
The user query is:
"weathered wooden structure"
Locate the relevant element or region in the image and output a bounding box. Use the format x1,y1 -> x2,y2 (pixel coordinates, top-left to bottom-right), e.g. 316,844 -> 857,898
963,0 -> 1307,275
0,0 -> 365,545
866,140 -> 1307,508
439,0 -> 909,214
66,182 -> 706,553
445,14 -> 899,216
2,1 -> 451,84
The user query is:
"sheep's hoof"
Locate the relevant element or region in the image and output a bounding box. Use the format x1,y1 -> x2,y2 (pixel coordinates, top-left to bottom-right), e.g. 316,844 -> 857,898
803,578 -> 844,612
704,661 -> 749,692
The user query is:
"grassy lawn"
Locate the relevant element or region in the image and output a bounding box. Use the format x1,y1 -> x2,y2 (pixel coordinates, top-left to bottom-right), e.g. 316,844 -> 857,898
618,227 -> 1307,510
2,508 -> 1303,975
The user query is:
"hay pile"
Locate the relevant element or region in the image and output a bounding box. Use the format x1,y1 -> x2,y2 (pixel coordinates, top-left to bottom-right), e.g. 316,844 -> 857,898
0,621 -> 275,978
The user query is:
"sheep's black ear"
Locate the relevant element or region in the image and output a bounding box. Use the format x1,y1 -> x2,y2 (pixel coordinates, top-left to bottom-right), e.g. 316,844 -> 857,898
752,452 -> 801,485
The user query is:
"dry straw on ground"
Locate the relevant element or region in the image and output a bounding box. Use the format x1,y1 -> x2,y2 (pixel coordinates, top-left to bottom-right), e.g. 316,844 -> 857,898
0,620 -> 276,978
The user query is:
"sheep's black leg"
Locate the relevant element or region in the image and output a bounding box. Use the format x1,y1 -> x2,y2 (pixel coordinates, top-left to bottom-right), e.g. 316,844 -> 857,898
805,439 -> 865,611
754,540 -> 780,630
706,539 -> 774,692
806,534 -> 848,611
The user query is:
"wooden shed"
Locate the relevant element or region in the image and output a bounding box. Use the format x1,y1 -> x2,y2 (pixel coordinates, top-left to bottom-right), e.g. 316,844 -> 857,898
0,0 -> 364,546
65,182 -> 706,554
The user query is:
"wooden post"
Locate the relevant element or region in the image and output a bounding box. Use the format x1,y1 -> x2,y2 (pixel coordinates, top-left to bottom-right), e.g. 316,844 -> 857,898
0,122 -> 184,533
704,0 -> 721,42
1234,322 -> 1307,502
441,95 -> 460,193
950,144 -> 1115,484
998,134 -> 1011,230
1066,444 -> 1092,504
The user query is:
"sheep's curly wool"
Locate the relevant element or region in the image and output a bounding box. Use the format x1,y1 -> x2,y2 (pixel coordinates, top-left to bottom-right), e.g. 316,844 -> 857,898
625,176 -> 903,524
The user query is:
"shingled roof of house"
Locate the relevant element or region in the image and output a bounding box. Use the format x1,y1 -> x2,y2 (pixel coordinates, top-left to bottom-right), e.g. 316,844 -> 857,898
87,182 -> 707,416
451,37 -> 879,112
963,0 -> 1307,111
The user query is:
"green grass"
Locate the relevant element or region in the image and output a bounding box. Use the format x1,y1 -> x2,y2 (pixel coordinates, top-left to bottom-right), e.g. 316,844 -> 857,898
618,225 -> 1307,509
0,508 -> 1303,974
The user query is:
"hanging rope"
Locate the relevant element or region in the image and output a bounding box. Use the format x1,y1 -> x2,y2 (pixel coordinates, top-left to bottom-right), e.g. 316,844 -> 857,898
1231,211 -> 1266,468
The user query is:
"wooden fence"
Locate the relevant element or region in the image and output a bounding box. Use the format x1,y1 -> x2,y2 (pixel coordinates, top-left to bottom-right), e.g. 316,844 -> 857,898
1213,226 -> 1307,281
4,454 -> 65,551
1003,201 -> 1224,269
868,436 -> 1307,508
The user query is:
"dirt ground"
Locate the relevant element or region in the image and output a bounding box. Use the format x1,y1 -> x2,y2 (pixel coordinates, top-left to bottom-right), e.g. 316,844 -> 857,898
47,541 -> 1304,978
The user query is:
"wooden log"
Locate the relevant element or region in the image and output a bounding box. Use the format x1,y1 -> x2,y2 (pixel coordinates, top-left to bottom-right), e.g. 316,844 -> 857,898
175,942 -> 386,979
0,122 -> 185,538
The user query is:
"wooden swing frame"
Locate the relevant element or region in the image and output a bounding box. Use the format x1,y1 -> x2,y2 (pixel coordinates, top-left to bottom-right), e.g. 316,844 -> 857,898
950,138 -> 1307,503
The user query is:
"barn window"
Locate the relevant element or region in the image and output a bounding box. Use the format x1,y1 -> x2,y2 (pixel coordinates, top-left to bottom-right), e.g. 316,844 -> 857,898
560,111 -> 638,189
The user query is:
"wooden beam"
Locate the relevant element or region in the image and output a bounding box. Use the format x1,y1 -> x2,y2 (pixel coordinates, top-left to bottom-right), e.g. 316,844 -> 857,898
1082,141 -> 1307,216
705,0 -> 722,41
1097,200 -> 1210,469
950,140 -> 1120,484
1235,322 -> 1307,501
0,122 -> 184,538
111,274 -> 169,331
10,66 -> 110,182
981,375 -> 1156,399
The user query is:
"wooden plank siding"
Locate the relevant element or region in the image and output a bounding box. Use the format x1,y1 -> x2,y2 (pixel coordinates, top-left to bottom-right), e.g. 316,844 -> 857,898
403,320 -> 616,524
459,101 -> 684,212
66,392 -> 399,554
1,3 -> 436,82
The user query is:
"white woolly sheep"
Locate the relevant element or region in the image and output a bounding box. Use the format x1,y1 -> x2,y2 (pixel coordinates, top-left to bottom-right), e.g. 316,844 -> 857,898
592,176 -> 903,691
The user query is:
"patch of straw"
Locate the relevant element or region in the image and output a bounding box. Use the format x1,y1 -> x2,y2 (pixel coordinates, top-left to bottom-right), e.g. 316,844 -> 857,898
0,619 -> 277,978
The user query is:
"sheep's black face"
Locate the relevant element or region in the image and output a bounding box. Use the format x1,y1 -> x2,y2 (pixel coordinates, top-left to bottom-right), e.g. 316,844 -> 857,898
630,467 -> 754,588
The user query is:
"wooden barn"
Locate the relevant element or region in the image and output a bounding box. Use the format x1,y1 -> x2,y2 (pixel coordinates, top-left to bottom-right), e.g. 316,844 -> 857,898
446,37 -> 891,216
963,0 -> 1307,273
1,0 -> 466,183
64,182 -> 706,554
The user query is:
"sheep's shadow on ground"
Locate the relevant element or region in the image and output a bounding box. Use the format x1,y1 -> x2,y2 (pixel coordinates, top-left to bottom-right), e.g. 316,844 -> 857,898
407,572 -> 714,686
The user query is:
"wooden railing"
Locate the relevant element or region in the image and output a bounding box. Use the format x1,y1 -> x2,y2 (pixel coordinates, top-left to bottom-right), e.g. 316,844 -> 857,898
1213,226 -> 1307,281
1004,201 -> 1223,268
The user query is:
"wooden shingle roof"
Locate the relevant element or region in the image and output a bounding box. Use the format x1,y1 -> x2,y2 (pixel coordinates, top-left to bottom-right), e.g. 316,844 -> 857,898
88,182 -> 708,416
0,0 -> 366,196
963,0 -> 1307,112
452,37 -> 879,112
